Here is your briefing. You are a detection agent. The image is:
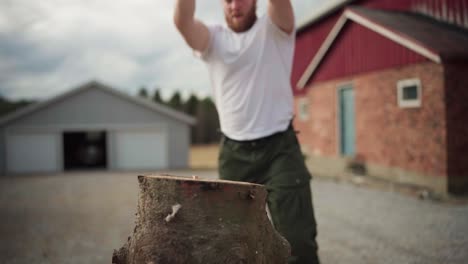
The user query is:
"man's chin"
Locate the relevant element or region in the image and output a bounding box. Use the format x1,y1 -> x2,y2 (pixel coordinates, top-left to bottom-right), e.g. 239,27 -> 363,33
229,24 -> 246,33
228,20 -> 254,33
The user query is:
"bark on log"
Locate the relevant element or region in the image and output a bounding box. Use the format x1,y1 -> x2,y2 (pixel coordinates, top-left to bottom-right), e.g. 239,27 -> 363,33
112,175 -> 290,264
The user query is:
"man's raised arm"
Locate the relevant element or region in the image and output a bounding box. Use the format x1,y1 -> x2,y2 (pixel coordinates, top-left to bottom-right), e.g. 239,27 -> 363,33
174,0 -> 210,52
268,0 -> 295,35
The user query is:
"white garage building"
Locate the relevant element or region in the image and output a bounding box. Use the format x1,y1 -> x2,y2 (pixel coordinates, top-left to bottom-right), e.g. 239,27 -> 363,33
0,81 -> 196,175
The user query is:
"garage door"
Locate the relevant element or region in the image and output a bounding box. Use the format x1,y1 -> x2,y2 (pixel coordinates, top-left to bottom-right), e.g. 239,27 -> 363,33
6,133 -> 59,173
115,131 -> 167,170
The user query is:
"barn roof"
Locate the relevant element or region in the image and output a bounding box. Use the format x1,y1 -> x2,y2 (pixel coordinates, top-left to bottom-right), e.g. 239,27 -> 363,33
0,81 -> 196,127
351,7 -> 468,61
297,7 -> 468,88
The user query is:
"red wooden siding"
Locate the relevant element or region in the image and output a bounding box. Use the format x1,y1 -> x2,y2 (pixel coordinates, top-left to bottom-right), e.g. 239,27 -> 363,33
292,0 -> 468,93
292,14 -> 340,94
308,23 -> 429,84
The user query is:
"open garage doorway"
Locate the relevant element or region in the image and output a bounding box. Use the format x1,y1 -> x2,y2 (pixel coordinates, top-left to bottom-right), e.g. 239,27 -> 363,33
63,131 -> 107,171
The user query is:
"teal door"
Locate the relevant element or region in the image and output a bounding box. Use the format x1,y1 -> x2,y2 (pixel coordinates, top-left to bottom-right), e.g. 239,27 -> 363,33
339,87 -> 356,156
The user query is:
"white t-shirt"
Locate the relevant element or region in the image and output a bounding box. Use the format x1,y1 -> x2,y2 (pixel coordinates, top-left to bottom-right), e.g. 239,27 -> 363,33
198,14 -> 295,141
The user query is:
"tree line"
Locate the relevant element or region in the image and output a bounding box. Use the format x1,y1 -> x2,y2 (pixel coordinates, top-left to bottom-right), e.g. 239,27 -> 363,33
137,87 -> 221,145
0,88 -> 221,145
0,97 -> 35,118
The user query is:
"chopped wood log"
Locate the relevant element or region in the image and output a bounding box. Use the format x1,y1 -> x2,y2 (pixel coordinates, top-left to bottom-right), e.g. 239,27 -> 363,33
112,175 -> 290,264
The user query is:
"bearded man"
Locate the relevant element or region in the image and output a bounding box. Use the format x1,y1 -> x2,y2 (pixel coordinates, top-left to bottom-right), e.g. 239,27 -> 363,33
174,1 -> 320,263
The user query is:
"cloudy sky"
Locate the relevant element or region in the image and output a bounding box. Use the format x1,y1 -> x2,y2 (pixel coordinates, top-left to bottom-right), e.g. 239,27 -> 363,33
0,0 -> 328,101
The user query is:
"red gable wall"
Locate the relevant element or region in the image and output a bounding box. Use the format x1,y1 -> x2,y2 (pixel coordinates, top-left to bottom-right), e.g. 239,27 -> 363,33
308,23 -> 429,85
292,14 -> 340,95
292,0 -> 468,93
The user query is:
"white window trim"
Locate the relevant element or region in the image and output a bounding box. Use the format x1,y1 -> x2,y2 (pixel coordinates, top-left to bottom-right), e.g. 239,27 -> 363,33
298,98 -> 309,121
397,78 -> 422,108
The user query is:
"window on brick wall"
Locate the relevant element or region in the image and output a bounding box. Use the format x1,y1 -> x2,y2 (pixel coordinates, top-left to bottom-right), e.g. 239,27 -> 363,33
397,78 -> 422,108
298,98 -> 309,121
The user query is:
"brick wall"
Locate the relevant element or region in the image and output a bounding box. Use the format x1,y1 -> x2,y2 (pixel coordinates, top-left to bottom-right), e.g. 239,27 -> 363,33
294,82 -> 338,157
294,62 -> 448,178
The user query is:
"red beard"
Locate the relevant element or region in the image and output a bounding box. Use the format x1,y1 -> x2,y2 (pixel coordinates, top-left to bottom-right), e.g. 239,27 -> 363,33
225,4 -> 257,33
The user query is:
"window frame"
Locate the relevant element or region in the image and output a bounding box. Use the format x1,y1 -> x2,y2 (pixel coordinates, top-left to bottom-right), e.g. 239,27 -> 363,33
397,78 -> 422,108
298,98 -> 309,121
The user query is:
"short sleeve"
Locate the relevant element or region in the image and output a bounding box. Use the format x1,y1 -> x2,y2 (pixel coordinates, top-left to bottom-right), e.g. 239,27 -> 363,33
265,14 -> 296,41
193,24 -> 222,62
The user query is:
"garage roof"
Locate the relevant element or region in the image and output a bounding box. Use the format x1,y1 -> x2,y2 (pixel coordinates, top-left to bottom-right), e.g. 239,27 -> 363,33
0,81 -> 196,127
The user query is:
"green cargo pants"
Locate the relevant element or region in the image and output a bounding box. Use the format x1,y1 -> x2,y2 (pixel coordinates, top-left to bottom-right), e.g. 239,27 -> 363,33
219,125 -> 320,264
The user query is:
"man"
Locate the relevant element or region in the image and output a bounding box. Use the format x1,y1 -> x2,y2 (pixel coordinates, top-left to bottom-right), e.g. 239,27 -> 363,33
174,1 -> 319,263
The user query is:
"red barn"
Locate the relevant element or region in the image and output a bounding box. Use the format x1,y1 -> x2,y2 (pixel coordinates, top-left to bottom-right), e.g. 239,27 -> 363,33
292,0 -> 468,194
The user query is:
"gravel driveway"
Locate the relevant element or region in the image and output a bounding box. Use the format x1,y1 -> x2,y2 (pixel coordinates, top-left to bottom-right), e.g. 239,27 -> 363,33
0,170 -> 467,264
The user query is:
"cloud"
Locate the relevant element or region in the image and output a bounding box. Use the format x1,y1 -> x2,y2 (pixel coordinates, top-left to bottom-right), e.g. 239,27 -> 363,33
0,0 -> 324,101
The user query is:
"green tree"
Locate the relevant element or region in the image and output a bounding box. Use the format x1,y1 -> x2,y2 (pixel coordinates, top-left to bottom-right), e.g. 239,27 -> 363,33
152,88 -> 164,104
194,97 -> 220,144
184,94 -> 198,116
138,86 -> 149,98
195,100 -> 208,144
168,91 -> 183,111
204,97 -> 220,143
184,94 -> 199,143
0,97 -> 34,117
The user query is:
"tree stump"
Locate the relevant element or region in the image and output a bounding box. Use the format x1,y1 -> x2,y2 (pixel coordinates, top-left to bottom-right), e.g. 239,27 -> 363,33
112,175 -> 290,264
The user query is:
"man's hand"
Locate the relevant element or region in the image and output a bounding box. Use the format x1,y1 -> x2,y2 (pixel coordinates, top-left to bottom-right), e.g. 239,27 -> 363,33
268,0 -> 295,35
174,0 -> 210,53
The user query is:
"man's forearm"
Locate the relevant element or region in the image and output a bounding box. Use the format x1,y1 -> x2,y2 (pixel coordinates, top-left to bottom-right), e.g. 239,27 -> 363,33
268,0 -> 295,34
173,0 -> 210,52
174,0 -> 196,32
